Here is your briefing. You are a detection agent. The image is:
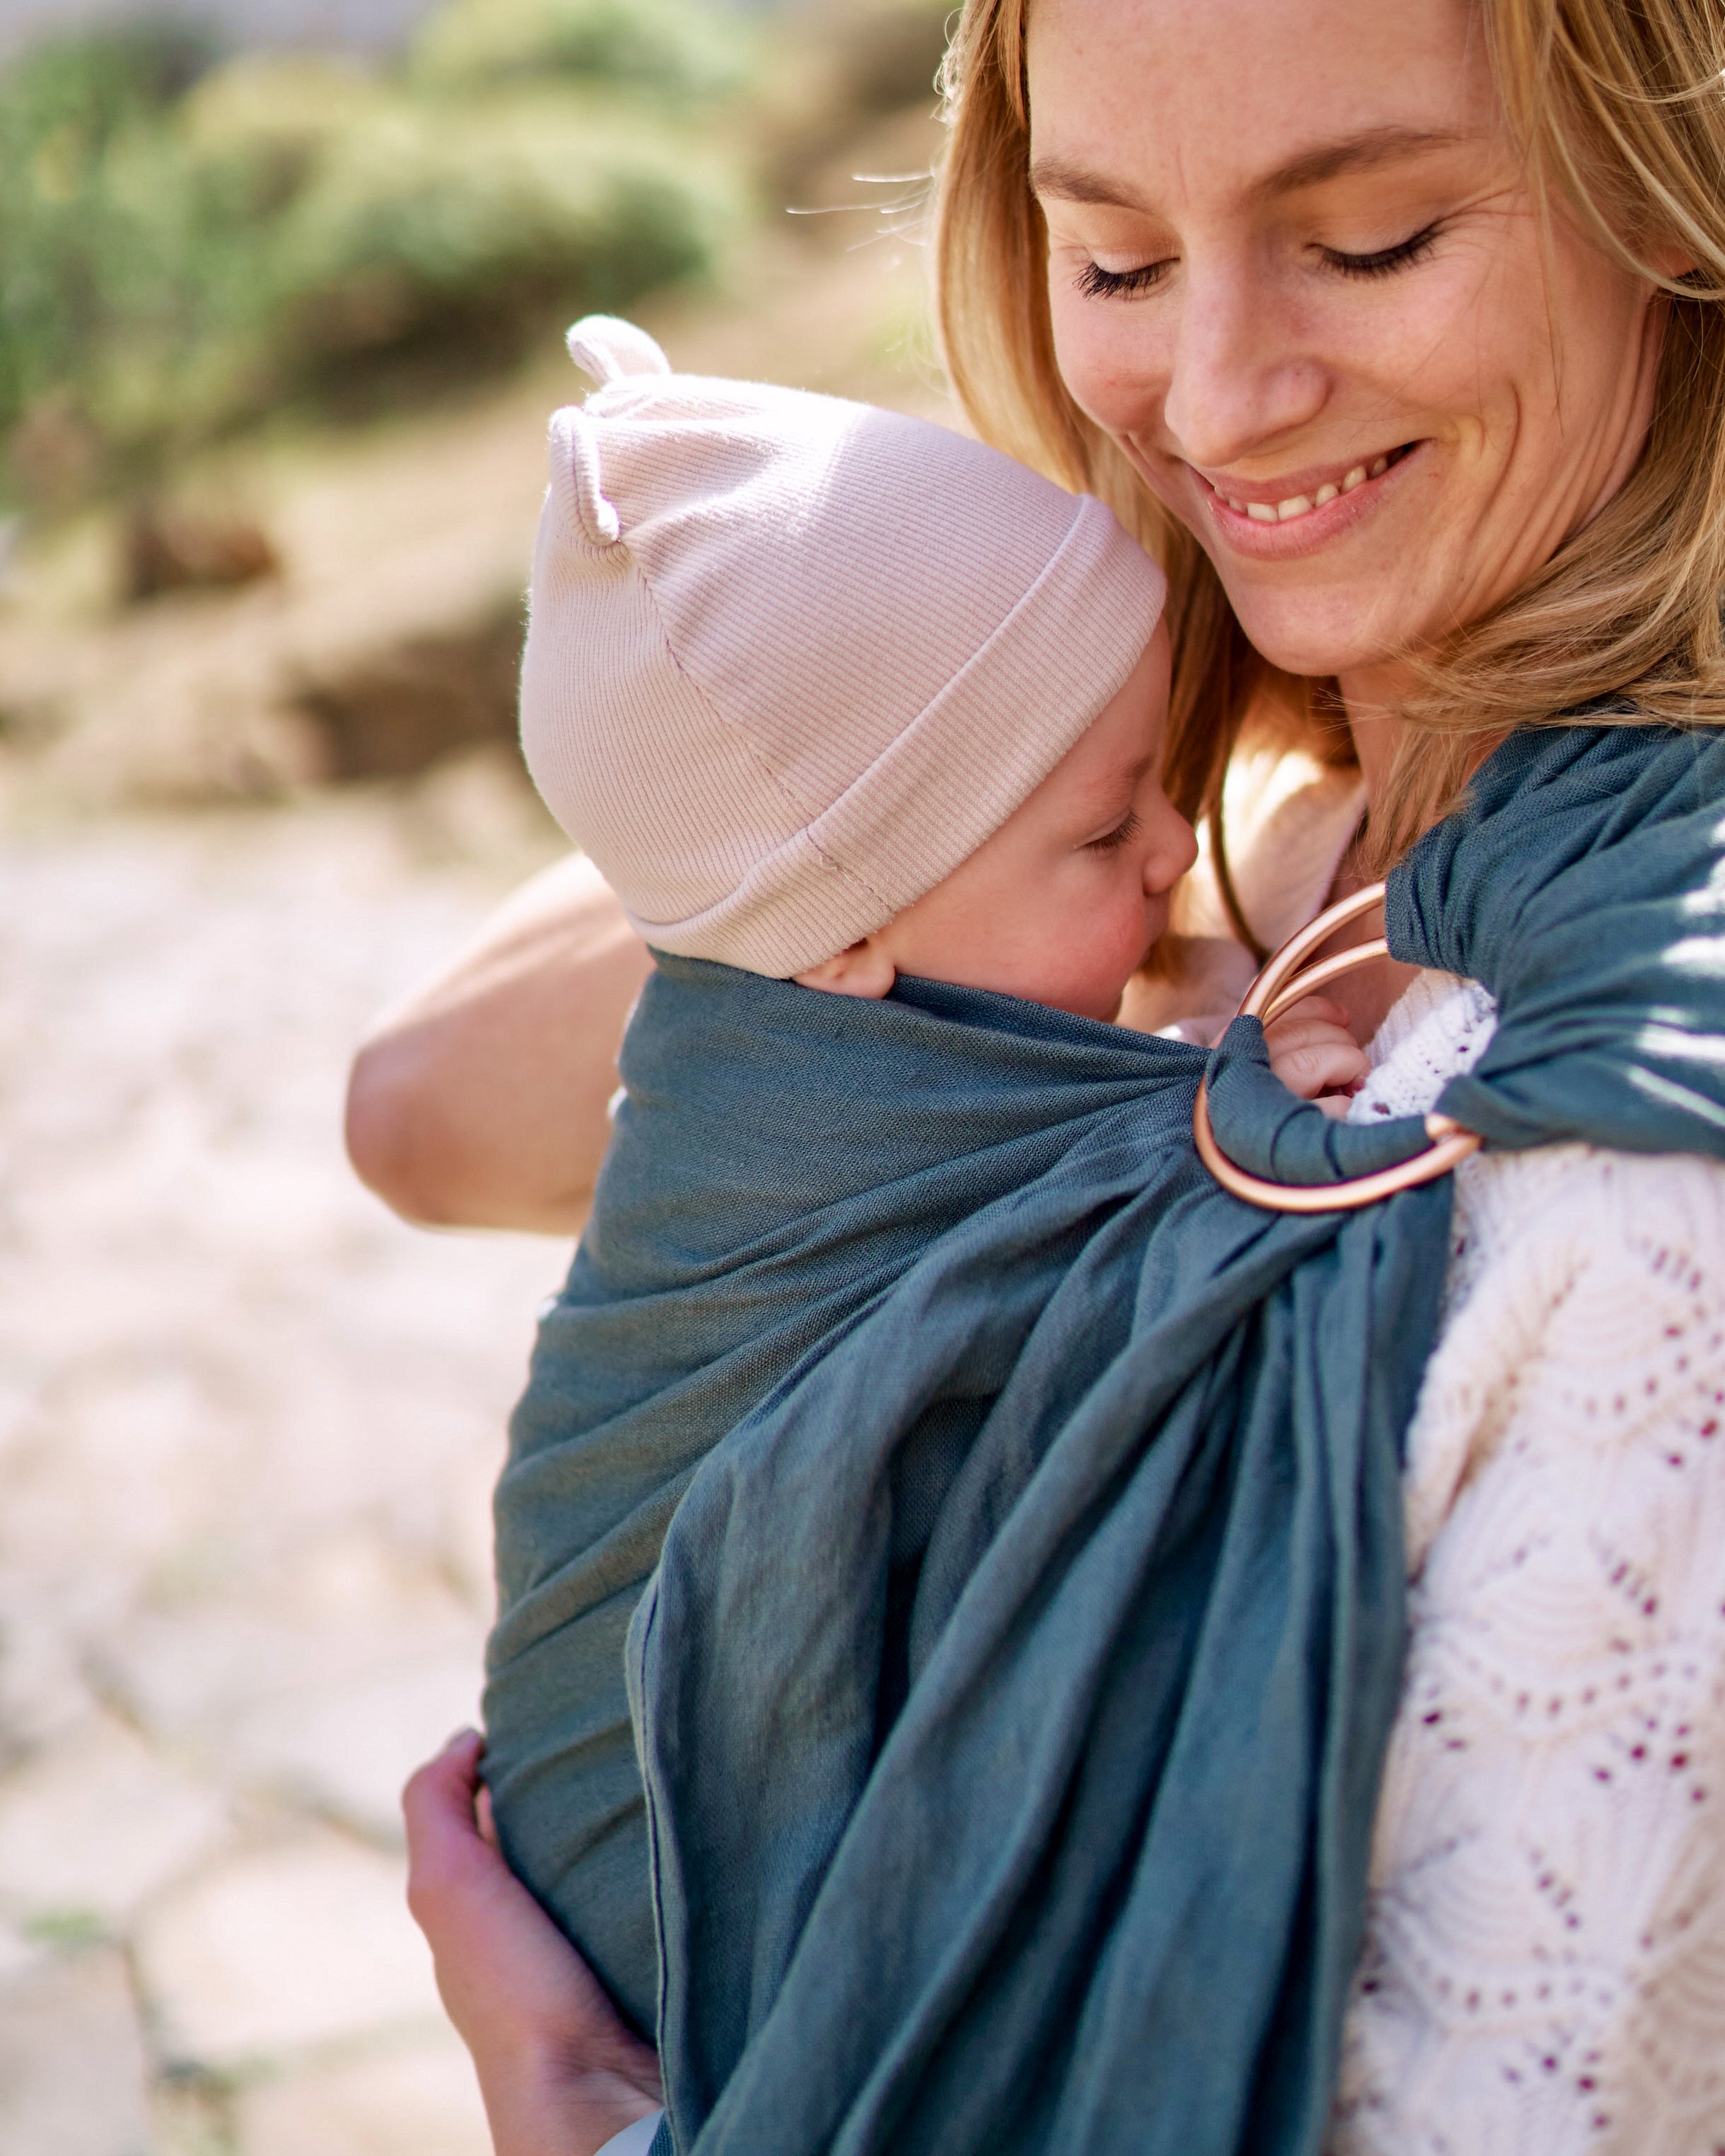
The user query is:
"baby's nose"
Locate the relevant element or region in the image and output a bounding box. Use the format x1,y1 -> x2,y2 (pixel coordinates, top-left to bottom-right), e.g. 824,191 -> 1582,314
1145,809 -> 1200,891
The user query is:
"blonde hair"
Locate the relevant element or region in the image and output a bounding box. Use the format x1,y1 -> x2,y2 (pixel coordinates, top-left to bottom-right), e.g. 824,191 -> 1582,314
934,0 -> 1725,905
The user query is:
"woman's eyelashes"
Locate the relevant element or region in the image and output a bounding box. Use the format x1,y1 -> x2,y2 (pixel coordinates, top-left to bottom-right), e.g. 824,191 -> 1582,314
1086,809 -> 1142,853
1318,223 -> 1442,279
1075,257 -> 1171,300
1073,221 -> 1442,299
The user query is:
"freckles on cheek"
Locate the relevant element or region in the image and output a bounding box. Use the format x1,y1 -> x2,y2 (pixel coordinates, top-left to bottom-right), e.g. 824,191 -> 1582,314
1068,370 -> 1139,435
1073,349 -> 1167,447
1047,302 -> 1137,430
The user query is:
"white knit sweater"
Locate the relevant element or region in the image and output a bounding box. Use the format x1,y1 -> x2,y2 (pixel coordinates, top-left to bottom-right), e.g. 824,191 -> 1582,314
1330,971 -> 1725,2153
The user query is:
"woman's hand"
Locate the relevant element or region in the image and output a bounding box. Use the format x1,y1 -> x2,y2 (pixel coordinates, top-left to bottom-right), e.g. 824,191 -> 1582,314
347,855 -> 652,1236
1263,994 -> 1371,1115
402,1731 -> 663,2156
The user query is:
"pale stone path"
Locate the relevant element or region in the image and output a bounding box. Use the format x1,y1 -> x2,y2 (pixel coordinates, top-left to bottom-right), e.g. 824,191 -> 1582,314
0,771 -> 570,2154
0,200 -> 954,2150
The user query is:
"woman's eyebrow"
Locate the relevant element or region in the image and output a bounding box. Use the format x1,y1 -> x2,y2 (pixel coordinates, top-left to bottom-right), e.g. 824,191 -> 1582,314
1251,125 -> 1470,200
1030,126 -> 1468,213
1029,156 -> 1150,210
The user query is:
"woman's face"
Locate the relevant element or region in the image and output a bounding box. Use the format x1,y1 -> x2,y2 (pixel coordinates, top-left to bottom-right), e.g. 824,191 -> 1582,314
1029,0 -> 1671,694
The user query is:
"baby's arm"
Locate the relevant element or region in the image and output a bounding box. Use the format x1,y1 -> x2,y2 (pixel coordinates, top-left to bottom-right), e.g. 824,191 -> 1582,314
1262,994 -> 1371,1114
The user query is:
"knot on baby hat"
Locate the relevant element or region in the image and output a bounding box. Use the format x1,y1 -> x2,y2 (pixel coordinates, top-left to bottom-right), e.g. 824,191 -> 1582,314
520,317 -> 1167,978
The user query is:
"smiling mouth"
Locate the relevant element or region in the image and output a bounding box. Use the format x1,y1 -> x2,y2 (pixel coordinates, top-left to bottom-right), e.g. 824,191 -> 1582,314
1205,443 -> 1418,525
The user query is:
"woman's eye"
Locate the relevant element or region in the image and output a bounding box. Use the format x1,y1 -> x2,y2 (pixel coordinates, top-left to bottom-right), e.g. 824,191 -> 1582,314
1075,258 -> 1171,300
1319,223 -> 1440,280
1087,809 -> 1142,853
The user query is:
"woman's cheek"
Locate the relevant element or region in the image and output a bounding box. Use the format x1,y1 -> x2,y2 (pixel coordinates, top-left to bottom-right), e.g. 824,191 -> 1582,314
1047,285 -> 1157,437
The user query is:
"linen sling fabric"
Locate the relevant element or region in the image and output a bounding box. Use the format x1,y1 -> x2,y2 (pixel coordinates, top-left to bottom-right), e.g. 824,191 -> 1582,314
485,723 -> 1725,2150
482,952 -> 1220,2033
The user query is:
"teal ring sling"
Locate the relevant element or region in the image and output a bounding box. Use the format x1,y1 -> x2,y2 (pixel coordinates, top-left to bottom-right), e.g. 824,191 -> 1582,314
485,722 -> 1725,2155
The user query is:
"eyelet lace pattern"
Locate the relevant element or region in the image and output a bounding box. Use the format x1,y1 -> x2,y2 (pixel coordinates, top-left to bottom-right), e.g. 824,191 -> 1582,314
1330,976 -> 1725,2153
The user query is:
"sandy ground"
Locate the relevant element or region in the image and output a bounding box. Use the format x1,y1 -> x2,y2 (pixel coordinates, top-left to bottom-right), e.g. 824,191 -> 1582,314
0,213 -> 953,2152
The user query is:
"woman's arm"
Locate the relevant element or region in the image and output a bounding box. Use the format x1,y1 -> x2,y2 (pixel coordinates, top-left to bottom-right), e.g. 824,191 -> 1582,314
346,855 -> 653,1236
403,1733 -> 663,2156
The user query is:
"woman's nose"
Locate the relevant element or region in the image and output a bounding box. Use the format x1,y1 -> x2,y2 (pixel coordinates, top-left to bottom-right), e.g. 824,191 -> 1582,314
1158,268 -> 1329,470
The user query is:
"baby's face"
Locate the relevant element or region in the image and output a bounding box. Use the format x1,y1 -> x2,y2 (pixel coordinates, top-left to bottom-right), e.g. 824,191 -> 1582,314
802,623 -> 1195,1022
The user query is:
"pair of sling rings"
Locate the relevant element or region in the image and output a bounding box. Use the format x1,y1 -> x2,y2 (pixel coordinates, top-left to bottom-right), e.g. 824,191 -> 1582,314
1192,881 -> 1482,1213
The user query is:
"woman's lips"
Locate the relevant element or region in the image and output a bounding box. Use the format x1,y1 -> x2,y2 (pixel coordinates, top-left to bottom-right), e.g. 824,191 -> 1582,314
1193,443 -> 1422,558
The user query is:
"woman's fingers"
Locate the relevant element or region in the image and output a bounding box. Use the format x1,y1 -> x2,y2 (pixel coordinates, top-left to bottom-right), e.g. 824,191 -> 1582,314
402,1728 -> 616,2037
401,1732 -> 663,2156
402,1730 -> 493,1923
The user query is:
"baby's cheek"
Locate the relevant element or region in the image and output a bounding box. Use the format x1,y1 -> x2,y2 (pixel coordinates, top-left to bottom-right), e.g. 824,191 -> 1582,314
1062,897 -> 1157,1017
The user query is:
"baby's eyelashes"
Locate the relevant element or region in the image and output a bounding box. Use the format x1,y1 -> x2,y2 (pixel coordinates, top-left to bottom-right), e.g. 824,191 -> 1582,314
1085,809 -> 1143,853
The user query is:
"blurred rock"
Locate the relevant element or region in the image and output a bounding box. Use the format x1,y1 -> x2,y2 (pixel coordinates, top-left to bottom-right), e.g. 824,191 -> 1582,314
235,2033 -> 490,2156
227,1650 -> 484,1844
0,1946 -> 152,2156
136,1830 -> 442,2069
0,366 -> 551,804
90,1546 -> 481,1759
0,1580 -> 108,1763
124,505 -> 283,604
293,602 -> 523,779
0,1717 -> 228,1924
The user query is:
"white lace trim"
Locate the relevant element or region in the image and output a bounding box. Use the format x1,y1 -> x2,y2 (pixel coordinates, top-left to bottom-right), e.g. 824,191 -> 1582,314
1329,976 -> 1725,2155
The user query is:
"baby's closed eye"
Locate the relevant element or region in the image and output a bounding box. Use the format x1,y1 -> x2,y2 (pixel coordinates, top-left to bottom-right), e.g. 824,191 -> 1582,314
1085,809 -> 1142,853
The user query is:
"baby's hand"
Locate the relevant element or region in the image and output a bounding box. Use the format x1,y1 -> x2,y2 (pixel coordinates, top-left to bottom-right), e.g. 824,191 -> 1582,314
1262,995 -> 1370,1114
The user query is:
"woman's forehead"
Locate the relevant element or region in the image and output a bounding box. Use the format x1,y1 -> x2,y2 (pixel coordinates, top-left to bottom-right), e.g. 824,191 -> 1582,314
1026,0 -> 1499,207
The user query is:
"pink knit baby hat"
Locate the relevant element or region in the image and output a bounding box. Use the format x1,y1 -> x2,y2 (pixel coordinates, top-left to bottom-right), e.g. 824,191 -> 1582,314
520,315 -> 1167,978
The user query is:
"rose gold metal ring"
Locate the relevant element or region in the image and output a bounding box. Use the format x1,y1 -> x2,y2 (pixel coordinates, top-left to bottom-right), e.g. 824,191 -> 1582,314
1192,881 -> 1483,1213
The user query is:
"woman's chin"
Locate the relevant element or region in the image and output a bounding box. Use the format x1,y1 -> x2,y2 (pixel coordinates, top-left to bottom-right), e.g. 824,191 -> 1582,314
1219,594 -> 1413,691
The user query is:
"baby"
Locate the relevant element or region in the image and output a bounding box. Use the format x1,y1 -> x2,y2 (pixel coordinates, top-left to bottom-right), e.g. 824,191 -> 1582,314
483,317 -> 1362,2036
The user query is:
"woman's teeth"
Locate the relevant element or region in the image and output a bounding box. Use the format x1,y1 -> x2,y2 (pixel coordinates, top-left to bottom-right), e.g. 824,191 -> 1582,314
1224,455 -> 1390,523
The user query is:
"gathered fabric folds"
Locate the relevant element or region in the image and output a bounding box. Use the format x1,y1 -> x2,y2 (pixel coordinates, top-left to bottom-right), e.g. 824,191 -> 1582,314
485,724 -> 1725,2153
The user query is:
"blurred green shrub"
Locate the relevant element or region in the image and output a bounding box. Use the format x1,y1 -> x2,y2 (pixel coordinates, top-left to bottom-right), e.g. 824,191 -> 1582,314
0,9 -> 750,510
411,0 -> 753,103
251,94 -> 732,386
0,25 -> 244,498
